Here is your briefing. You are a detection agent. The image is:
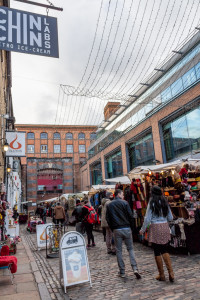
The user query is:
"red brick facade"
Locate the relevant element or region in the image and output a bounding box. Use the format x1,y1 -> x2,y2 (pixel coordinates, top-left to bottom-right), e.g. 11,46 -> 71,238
16,125 -> 96,203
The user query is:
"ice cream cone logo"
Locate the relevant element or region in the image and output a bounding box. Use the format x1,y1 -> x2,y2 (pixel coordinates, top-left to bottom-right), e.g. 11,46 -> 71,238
10,134 -> 22,150
40,229 -> 49,241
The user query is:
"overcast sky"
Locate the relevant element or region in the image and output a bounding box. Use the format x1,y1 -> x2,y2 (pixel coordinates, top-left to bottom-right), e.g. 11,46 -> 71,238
9,0 -> 200,126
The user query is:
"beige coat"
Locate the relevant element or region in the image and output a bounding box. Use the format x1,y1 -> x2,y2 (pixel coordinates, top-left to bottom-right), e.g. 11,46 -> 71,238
101,198 -> 111,228
54,205 -> 65,220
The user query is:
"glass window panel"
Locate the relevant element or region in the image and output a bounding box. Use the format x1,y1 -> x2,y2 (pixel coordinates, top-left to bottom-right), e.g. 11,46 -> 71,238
66,145 -> 73,153
128,133 -> 155,170
27,132 -> 34,139
90,161 -> 102,185
171,78 -> 184,97
66,133 -> 73,139
161,86 -> 172,103
195,62 -> 200,80
41,145 -> 48,153
90,133 -> 96,140
162,107 -> 200,161
182,67 -> 197,89
27,145 -> 34,153
105,150 -> 123,178
54,133 -> 60,139
40,132 -> 47,139
79,145 -> 86,153
79,133 -> 85,140
54,145 -> 60,153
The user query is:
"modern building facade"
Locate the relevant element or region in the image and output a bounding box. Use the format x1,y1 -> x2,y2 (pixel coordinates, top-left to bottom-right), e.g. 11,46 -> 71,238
15,125 -> 96,203
80,31 -> 200,190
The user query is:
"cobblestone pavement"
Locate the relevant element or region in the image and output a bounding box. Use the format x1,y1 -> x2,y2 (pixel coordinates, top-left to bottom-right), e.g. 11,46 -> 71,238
23,224 -> 200,300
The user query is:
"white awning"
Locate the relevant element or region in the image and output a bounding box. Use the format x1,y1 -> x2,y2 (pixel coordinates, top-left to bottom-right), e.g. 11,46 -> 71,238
90,185 -> 115,190
105,176 -> 131,184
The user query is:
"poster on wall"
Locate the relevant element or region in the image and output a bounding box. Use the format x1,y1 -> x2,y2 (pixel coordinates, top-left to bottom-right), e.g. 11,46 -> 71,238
59,231 -> 92,292
0,6 -> 59,58
36,223 -> 52,250
6,131 -> 25,157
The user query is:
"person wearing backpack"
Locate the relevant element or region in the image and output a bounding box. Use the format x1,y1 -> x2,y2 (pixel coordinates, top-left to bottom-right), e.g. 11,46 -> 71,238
82,199 -> 96,248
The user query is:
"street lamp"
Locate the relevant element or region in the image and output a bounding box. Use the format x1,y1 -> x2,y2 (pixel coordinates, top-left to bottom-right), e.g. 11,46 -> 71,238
3,141 -> 9,152
7,164 -> 11,173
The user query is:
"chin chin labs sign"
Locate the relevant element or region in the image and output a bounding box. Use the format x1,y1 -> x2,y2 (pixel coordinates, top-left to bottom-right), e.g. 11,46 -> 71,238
0,6 -> 59,58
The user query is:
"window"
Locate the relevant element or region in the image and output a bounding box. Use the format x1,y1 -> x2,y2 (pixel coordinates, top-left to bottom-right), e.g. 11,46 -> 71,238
66,145 -> 73,153
90,161 -> 102,185
90,132 -> 96,140
195,62 -> 200,80
54,132 -> 60,139
105,150 -> 123,178
127,133 -> 155,170
162,105 -> 200,161
40,132 -> 47,139
78,133 -> 85,140
41,145 -> 48,153
182,67 -> 196,89
66,132 -> 73,140
171,77 -> 183,97
79,145 -> 86,153
27,132 -> 34,139
54,145 -> 61,153
27,145 -> 34,153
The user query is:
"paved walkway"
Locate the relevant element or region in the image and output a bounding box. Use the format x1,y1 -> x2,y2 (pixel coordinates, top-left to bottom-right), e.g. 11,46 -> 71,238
23,223 -> 200,300
0,232 -> 41,300
1,223 -> 200,300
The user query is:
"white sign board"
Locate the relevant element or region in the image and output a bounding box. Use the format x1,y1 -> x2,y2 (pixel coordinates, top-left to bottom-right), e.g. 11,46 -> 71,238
6,132 -> 25,157
59,231 -> 92,292
36,223 -> 52,250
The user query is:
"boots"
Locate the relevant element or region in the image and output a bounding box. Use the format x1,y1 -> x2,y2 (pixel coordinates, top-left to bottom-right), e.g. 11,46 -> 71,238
162,253 -> 174,282
155,256 -> 165,281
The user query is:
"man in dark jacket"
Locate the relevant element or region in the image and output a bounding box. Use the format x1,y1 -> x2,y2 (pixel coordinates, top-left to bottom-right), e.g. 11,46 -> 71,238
106,189 -> 141,279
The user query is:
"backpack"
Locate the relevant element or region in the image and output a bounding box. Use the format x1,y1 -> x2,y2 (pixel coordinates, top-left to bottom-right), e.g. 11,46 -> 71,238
84,206 -> 97,224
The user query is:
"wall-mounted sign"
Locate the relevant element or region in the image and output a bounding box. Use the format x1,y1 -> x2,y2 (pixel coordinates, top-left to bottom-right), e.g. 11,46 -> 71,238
6,131 -> 25,157
59,231 -> 92,293
0,6 -> 59,58
36,223 -> 52,250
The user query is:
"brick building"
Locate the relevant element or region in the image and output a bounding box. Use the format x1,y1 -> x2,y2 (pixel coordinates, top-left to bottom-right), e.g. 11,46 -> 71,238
15,125 -> 96,203
80,31 -> 200,190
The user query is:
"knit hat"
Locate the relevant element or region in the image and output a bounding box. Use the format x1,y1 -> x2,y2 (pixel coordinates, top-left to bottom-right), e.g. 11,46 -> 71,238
152,186 -> 162,196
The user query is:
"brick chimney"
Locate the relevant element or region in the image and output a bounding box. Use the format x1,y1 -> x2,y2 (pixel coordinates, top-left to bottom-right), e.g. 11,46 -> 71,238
104,102 -> 120,121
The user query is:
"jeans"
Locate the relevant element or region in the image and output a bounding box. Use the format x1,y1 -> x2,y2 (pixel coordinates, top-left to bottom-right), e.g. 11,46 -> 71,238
106,227 -> 116,252
84,223 -> 94,245
113,228 -> 137,274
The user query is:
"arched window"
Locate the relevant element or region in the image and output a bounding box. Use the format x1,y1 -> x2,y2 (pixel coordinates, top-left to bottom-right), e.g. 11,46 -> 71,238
78,133 -> 85,140
40,132 -> 48,139
66,132 -> 73,140
90,132 -> 96,140
54,132 -> 60,139
27,132 -> 34,139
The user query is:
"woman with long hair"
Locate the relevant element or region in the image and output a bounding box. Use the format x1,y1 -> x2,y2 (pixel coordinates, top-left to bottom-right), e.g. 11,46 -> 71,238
139,185 -> 174,282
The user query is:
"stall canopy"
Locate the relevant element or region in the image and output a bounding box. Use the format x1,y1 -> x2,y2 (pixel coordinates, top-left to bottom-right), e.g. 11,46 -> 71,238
38,197 -> 58,204
105,176 -> 131,184
129,158 -> 200,176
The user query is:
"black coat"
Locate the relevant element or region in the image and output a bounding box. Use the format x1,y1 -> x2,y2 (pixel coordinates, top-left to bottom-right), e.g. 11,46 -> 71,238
106,197 -> 135,231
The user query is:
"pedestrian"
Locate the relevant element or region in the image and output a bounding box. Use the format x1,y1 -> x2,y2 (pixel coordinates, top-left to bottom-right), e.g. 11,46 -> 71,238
53,202 -> 66,225
101,193 -> 116,255
72,202 -> 84,234
139,185 -> 174,282
42,204 -> 47,224
82,199 -> 96,248
106,189 -> 141,279
64,201 -> 69,225
97,205 -> 106,242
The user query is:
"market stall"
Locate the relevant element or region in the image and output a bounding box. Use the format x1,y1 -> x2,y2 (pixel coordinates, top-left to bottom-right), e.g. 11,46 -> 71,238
128,158 -> 200,254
